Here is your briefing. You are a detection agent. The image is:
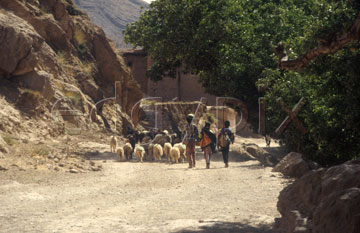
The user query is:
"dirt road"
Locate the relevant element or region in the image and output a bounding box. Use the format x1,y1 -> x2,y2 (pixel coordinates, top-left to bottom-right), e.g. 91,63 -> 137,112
0,138 -> 288,233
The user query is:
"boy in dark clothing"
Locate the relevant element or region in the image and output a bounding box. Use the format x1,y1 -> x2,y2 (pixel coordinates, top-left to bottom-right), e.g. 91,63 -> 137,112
218,120 -> 234,168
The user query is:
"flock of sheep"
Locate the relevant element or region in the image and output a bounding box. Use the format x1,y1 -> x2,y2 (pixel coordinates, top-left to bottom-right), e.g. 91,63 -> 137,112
109,132 -> 187,164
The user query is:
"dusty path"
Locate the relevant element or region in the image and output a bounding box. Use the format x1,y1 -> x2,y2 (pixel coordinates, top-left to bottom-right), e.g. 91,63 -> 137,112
0,138 -> 288,233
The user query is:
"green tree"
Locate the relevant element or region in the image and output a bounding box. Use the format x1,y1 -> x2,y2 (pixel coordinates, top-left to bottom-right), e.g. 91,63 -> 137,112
124,0 -> 309,105
259,1 -> 360,166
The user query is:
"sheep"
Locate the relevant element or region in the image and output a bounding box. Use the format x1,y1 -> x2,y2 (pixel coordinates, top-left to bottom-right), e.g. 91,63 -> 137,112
123,143 -> 133,160
142,135 -> 152,144
170,147 -> 180,163
152,144 -> 163,161
116,147 -> 124,161
163,142 -> 172,162
154,133 -> 171,147
144,143 -> 154,161
174,143 -> 186,163
135,145 -> 145,162
110,136 -> 117,153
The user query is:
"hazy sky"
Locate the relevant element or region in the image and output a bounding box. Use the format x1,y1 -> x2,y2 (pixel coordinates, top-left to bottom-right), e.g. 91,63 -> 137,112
143,0 -> 154,3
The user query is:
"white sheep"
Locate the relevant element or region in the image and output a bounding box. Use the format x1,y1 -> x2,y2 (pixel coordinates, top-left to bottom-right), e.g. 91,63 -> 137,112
116,147 -> 124,161
123,143 -> 133,160
110,136 -> 117,153
174,143 -> 186,163
152,144 -> 163,161
163,142 -> 172,162
170,147 -> 180,163
135,145 -> 145,162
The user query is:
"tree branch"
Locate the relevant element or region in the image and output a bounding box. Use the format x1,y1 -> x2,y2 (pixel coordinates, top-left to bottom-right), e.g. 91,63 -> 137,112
277,12 -> 360,70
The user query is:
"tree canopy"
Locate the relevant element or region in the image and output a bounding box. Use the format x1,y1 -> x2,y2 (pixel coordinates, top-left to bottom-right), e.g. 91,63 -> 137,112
124,0 -> 309,103
125,0 -> 360,166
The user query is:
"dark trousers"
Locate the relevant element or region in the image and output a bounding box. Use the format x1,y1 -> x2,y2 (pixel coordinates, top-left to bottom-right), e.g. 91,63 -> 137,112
221,146 -> 229,164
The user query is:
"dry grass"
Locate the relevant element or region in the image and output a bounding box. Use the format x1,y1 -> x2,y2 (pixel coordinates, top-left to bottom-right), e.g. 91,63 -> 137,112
57,52 -> 69,66
21,88 -> 41,97
79,61 -> 96,76
74,28 -> 86,45
2,134 -> 16,146
64,90 -> 82,106
32,146 -> 50,157
20,88 -> 42,102
56,51 -> 76,76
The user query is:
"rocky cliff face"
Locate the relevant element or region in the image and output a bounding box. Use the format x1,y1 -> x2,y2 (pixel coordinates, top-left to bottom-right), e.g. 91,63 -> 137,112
73,0 -> 149,48
0,0 -> 143,143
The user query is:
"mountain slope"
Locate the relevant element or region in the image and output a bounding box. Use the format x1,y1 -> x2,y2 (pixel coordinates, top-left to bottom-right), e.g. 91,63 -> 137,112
0,0 -> 143,143
73,0 -> 149,48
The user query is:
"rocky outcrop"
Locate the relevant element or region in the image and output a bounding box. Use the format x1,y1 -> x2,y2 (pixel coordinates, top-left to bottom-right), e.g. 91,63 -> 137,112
275,159 -> 360,233
15,70 -> 56,100
230,144 -> 256,161
0,0 -> 143,138
272,152 -> 320,178
244,144 -> 279,167
0,10 -> 43,77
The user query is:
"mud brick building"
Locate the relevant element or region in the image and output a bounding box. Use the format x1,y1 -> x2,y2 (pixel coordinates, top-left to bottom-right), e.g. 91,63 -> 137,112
120,49 -> 217,105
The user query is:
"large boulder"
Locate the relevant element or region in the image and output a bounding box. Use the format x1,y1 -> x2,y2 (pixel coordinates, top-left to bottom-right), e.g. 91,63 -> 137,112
275,159 -> 360,233
229,144 -> 256,161
0,0 -> 74,52
0,9 -> 43,77
272,152 -> 319,178
76,72 -> 104,102
245,144 -> 279,167
15,70 -> 55,100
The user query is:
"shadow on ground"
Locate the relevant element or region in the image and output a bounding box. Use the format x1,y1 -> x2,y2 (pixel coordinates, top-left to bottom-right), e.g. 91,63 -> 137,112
81,151 -> 118,161
174,221 -> 276,233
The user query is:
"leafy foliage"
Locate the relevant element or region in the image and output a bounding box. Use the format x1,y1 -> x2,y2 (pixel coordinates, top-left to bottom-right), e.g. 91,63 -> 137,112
256,1 -> 360,166
259,46 -> 360,166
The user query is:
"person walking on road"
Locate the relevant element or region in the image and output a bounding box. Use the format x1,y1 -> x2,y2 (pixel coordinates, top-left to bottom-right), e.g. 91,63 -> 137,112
199,121 -> 216,169
183,114 -> 199,168
218,120 -> 234,168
